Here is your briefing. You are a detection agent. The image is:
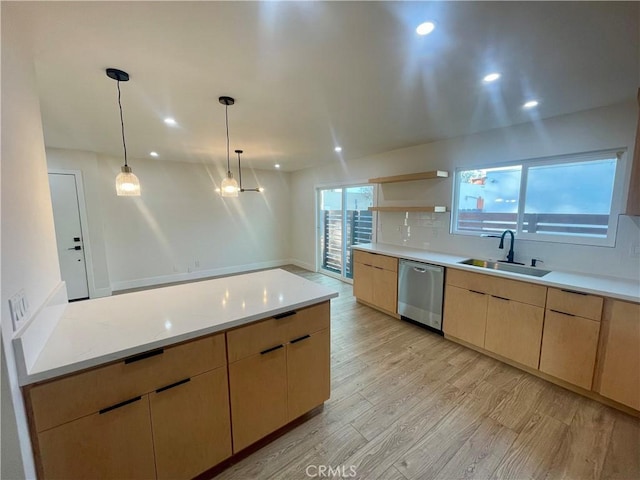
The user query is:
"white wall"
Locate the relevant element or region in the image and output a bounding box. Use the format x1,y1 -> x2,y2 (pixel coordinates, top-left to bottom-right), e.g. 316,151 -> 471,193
1,5 -> 62,478
47,150 -> 293,291
291,101 -> 640,281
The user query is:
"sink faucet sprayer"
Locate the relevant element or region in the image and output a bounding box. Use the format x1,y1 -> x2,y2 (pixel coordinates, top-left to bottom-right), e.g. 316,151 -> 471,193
499,229 -> 515,263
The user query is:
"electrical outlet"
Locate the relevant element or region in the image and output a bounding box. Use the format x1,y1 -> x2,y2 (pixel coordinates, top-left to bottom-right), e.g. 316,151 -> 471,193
631,244 -> 640,258
195,260 -> 200,268
9,290 -> 29,331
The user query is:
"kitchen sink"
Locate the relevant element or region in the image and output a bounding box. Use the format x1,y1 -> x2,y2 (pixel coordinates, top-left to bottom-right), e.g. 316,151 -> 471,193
458,258 -> 551,277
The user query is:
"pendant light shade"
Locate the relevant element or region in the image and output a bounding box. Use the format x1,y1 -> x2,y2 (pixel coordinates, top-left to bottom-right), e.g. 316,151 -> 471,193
115,165 -> 141,196
107,68 -> 141,197
219,96 -> 239,197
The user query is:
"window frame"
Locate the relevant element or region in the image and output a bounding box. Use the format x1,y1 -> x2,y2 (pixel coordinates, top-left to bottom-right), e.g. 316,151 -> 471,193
451,148 -> 627,247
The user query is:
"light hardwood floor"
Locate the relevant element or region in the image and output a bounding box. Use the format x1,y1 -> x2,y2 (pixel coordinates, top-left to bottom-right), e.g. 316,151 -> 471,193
213,266 -> 639,480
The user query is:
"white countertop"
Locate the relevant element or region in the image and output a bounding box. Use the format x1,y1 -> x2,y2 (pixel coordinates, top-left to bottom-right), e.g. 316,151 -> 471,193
18,269 -> 338,385
354,243 -> 640,303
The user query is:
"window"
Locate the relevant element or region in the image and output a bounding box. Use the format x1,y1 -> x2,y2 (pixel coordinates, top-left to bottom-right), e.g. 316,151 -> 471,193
452,150 -> 624,246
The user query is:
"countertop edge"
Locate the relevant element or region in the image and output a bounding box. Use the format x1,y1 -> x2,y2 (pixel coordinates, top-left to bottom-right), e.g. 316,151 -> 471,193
19,293 -> 338,387
353,243 -> 640,303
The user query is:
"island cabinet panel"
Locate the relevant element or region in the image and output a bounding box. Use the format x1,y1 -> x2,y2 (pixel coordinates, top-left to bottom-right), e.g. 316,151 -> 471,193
226,301 -> 331,453
29,333 -> 226,433
353,250 -> 398,315
37,394 -> 156,480
443,285 -> 488,348
484,296 -> 545,369
26,333 -> 231,480
596,299 -> 640,410
539,310 -> 601,390
287,328 -> 331,421
228,347 -> 288,453
149,368 -> 232,480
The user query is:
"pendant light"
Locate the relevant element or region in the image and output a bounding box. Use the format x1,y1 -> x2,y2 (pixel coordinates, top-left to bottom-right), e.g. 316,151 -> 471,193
235,150 -> 264,193
107,68 -> 141,196
219,96 -> 239,197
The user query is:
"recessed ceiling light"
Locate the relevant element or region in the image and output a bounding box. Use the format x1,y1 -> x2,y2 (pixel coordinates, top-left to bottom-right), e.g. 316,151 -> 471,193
274,164 -> 281,169
523,100 -> 539,109
483,73 -> 501,83
334,146 -> 342,153
416,22 -> 435,36
150,151 -> 159,157
164,117 -> 177,126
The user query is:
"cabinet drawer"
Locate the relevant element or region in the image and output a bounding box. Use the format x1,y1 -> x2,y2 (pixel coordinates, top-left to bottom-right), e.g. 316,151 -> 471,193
354,250 -> 397,272
447,268 -> 546,307
29,333 -> 226,432
546,288 -> 603,321
287,301 -> 330,341
227,302 -> 330,362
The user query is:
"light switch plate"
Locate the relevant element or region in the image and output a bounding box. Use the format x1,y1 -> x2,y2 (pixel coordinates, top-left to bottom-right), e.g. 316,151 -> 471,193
8,289 -> 29,331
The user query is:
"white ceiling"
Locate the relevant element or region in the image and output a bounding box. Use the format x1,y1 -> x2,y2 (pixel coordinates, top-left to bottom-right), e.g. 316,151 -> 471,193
10,1 -> 640,172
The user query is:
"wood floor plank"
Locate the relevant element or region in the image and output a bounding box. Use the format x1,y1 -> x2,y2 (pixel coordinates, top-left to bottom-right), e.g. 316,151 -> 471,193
491,412 -> 568,480
268,424 -> 367,480
545,399 -> 616,480
395,381 -> 508,480
433,416 -> 518,480
488,374 -> 549,433
600,410 -> 640,480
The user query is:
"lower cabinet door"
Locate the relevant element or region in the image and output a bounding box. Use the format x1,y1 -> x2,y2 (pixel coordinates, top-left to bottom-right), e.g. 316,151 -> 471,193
149,368 -> 232,480
353,261 -> 373,303
38,395 -> 156,480
539,310 -> 600,390
228,346 -> 288,452
373,267 -> 398,313
287,328 -> 331,421
443,285 -> 488,347
485,296 -> 544,369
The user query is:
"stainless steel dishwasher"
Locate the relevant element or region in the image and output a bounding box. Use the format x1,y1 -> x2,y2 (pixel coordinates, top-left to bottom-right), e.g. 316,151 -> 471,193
397,259 -> 444,333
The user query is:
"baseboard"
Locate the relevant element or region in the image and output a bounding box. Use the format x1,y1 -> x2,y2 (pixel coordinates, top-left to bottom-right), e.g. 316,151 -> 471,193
289,259 -> 316,272
110,259 -> 293,292
90,287 -> 112,298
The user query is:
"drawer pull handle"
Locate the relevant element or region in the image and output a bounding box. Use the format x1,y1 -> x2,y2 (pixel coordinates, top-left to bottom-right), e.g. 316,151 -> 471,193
550,309 -> 575,317
469,290 -> 485,295
273,311 -> 297,320
156,378 -> 190,394
560,289 -> 588,296
260,344 -> 284,355
124,348 -> 164,364
492,295 -> 510,301
290,334 -> 311,344
99,396 -> 142,415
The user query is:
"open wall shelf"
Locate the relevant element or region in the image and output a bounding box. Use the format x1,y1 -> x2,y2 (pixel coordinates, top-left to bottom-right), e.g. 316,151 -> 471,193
368,170 -> 449,184
369,206 -> 447,213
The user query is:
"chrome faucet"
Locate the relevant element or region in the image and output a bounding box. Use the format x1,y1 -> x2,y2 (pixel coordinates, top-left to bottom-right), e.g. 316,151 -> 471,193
499,229 -> 515,263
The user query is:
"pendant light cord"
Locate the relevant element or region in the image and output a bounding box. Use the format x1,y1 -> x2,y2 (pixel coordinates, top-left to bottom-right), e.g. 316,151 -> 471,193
225,104 -> 231,175
116,79 -> 128,167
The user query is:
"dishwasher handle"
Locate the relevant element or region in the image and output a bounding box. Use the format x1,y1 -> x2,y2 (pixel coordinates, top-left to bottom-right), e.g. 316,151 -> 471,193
408,264 -> 441,273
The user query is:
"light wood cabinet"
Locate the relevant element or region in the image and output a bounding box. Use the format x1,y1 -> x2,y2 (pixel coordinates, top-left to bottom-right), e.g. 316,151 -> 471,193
228,345 -> 288,452
287,328 -> 331,420
539,310 -> 600,389
539,288 -> 602,390
596,299 -> 640,410
443,284 -> 488,347
149,368 -> 232,480
38,394 -> 156,480
444,268 -> 546,368
27,333 -> 231,480
484,295 -> 545,369
353,250 -> 398,315
227,301 -> 331,453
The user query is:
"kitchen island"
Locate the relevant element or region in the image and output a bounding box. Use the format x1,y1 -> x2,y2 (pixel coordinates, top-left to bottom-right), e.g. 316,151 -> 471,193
16,268 -> 338,480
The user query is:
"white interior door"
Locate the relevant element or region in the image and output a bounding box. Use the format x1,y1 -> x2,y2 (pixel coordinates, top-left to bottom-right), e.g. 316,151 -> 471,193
49,173 -> 90,300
